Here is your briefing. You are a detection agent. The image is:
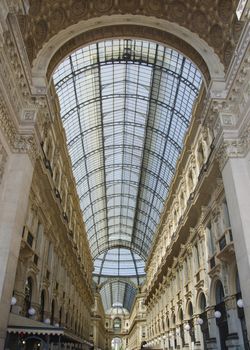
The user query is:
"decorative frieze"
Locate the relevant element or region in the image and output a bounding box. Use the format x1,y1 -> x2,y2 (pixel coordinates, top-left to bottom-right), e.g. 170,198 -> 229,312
0,94 -> 39,162
215,131 -> 250,171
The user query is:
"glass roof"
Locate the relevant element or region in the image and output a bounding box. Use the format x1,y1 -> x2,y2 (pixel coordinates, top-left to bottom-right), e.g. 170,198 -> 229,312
100,280 -> 137,312
53,39 -> 202,311
94,248 -> 145,284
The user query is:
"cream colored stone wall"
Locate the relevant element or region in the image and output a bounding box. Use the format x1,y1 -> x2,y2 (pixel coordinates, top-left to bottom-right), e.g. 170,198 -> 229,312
0,2 -> 250,350
144,32 -> 250,349
92,292 -> 107,349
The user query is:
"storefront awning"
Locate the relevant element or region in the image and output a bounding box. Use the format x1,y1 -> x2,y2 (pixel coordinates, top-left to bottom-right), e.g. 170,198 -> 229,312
7,313 -> 91,345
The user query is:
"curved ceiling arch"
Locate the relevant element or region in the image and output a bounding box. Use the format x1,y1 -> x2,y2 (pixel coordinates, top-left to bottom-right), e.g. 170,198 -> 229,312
24,0 -> 242,86
99,279 -> 138,312
94,247 -> 145,285
91,240 -> 151,261
25,0 -> 240,82
97,277 -> 138,291
30,20 -> 227,89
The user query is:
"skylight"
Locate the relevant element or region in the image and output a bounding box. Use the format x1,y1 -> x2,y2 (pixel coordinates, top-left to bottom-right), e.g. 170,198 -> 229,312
53,39 -> 202,310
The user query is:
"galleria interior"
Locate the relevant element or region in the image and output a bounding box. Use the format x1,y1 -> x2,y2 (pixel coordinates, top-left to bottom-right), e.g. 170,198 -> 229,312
1,0 -> 250,349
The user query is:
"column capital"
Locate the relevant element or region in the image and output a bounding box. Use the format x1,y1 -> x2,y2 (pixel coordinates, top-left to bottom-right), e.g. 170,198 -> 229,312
216,130 -> 250,171
206,306 -> 215,319
224,295 -> 237,310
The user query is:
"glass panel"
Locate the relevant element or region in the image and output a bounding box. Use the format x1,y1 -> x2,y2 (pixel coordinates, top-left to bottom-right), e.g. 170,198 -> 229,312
53,39 -> 202,308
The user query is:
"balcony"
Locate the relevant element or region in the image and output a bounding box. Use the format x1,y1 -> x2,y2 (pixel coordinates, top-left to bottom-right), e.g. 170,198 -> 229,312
217,229 -> 235,263
20,227 -> 34,259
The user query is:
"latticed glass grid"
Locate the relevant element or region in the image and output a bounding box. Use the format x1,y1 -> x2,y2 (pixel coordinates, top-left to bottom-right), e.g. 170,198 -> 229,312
100,280 -> 137,312
53,39 -> 202,310
94,248 -> 145,282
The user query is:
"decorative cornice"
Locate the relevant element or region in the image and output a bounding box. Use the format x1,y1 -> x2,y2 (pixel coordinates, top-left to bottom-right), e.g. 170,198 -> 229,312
215,121 -> 250,171
0,95 -> 39,162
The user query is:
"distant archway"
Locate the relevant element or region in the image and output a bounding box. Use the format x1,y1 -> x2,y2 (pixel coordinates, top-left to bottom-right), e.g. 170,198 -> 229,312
111,337 -> 122,350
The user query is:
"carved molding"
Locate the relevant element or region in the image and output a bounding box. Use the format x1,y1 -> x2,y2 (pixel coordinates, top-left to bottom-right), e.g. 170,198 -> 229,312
215,123 -> 250,171
0,95 -> 39,162
46,24 -> 210,86
17,0 -> 242,72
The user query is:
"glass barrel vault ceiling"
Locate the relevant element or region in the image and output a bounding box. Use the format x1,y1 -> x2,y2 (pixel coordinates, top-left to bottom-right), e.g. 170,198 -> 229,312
53,39 -> 202,311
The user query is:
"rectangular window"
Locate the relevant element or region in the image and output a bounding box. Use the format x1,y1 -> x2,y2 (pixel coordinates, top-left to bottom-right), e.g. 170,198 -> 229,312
206,222 -> 215,255
33,254 -> 38,265
27,231 -> 34,247
219,235 -> 226,251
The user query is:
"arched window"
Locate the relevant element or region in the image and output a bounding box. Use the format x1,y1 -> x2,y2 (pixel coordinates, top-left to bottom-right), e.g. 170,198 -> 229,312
167,317 -> 170,329
215,280 -> 224,305
235,273 -> 240,295
200,293 -> 206,312
59,306 -> 63,326
197,142 -> 205,168
35,222 -> 43,253
66,311 -> 70,327
51,299 -> 55,325
179,308 -> 184,322
24,277 -> 32,317
194,244 -> 200,269
222,200 -> 231,229
40,290 -> 45,321
47,242 -> 53,270
172,313 -> 176,326
188,302 -> 193,319
113,318 -> 121,330
188,170 -> 194,192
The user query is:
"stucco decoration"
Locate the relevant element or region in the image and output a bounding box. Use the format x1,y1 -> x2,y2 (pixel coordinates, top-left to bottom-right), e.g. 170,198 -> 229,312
18,0 -> 243,71
47,24 -> 211,85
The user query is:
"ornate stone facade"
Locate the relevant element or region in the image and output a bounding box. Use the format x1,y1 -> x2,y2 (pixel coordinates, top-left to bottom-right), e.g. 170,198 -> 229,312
0,1 -> 249,350
18,0 -> 242,72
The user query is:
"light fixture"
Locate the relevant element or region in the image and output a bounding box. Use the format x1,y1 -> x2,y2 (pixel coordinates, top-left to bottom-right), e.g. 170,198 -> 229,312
184,324 -> 191,331
28,307 -> 36,316
214,311 -> 221,319
11,297 -> 17,306
196,318 -> 204,325
237,299 -> 244,308
44,318 -> 50,324
54,323 -> 60,327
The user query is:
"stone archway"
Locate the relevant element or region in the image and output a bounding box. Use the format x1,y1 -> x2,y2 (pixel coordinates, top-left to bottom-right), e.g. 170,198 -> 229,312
19,0 -> 242,79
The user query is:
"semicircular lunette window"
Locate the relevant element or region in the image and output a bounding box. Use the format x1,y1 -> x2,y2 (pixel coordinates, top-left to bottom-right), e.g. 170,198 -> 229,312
53,39 -> 202,261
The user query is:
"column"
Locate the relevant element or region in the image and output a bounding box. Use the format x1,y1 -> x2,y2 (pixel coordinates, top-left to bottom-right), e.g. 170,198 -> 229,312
193,316 -> 202,350
205,307 -> 218,350
183,323 -> 190,349
221,154 -> 250,339
0,152 -> 34,349
175,326 -> 181,349
224,296 -> 245,349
